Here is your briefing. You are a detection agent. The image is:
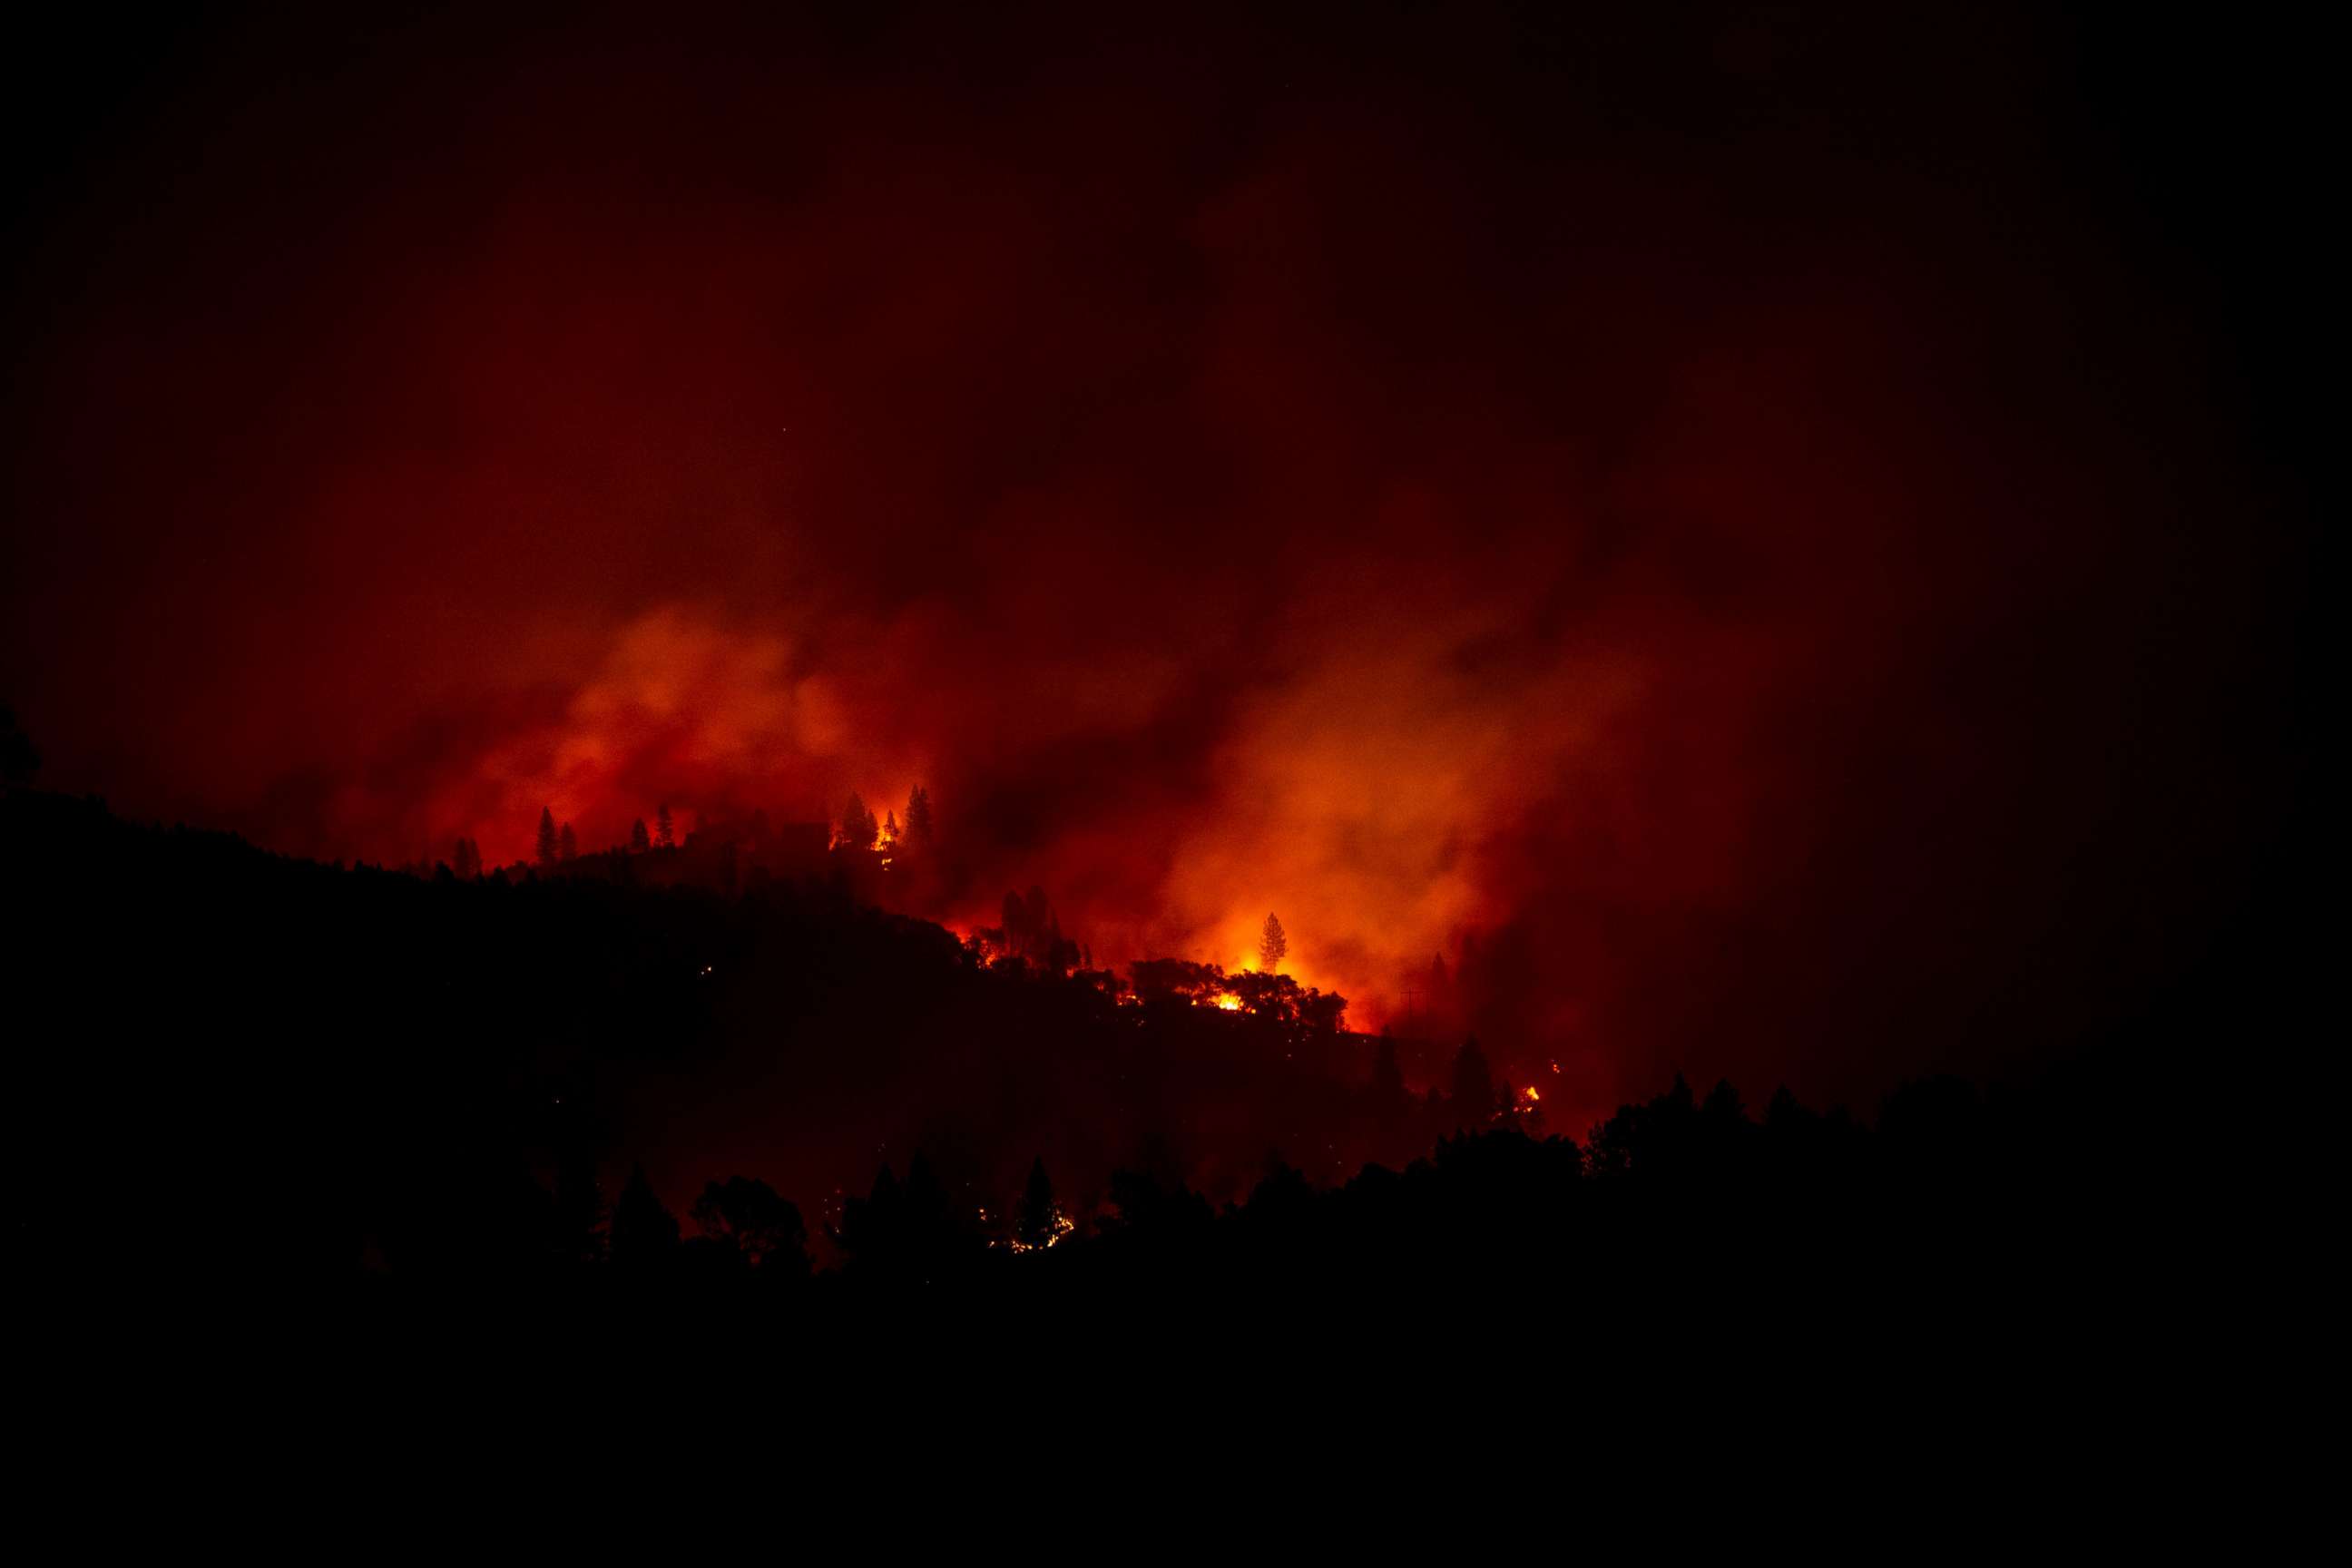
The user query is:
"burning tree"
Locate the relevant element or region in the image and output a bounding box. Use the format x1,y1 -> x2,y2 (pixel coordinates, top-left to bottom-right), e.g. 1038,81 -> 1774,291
1013,1157 -> 1072,1252
1128,957 -> 1225,1004
838,792 -> 878,851
981,885 -> 1075,971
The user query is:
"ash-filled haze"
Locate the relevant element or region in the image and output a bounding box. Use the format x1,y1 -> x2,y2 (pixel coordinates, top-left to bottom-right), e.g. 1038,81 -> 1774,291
2,3 -> 2317,1112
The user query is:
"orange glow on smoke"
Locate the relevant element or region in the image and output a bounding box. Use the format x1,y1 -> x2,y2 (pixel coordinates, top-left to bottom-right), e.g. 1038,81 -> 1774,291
367,594 -> 1664,1029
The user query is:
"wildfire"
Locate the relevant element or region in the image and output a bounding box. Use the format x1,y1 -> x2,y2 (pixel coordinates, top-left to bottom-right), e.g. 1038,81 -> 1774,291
1212,993 -> 1243,1012
1006,1212 -> 1076,1254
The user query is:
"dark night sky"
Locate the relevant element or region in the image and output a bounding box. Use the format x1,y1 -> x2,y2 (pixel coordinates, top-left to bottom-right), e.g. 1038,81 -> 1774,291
2,3 -> 2319,1114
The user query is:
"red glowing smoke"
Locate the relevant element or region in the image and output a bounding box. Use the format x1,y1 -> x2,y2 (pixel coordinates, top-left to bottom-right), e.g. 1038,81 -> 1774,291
2,5 -> 2306,1112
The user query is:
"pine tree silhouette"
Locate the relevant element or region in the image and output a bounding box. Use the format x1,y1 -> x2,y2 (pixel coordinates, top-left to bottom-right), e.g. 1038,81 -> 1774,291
611,1164 -> 680,1269
1259,913 -> 1289,972
1015,1156 -> 1064,1251
904,785 -> 936,850
838,793 -> 877,851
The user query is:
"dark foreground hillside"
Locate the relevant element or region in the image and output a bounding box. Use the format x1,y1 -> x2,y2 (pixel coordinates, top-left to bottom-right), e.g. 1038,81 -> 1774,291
2,786 -> 2247,1361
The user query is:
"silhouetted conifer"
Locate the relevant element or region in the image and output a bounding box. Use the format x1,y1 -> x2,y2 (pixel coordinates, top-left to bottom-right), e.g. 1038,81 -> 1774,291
904,784 -> 935,849
611,1163 -> 680,1269
1015,1157 -> 1063,1251
838,793 -> 877,851
1259,912 -> 1288,972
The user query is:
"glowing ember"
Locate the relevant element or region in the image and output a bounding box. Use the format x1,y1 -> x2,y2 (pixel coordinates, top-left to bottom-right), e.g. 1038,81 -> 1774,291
1006,1212 -> 1075,1254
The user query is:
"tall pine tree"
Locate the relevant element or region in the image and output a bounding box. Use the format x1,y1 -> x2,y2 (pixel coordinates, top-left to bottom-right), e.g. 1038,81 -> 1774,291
838,793 -> 877,851
904,785 -> 936,850
1014,1157 -> 1064,1251
1258,913 -> 1289,972
610,1164 -> 680,1270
